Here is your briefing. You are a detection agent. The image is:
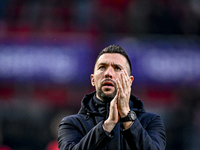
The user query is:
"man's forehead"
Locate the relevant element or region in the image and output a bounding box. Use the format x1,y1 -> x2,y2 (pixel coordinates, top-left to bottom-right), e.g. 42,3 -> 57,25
96,53 -> 127,64
95,53 -> 130,71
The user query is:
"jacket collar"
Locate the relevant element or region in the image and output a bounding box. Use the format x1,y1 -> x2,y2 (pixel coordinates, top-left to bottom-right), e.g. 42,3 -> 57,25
78,91 -> 146,115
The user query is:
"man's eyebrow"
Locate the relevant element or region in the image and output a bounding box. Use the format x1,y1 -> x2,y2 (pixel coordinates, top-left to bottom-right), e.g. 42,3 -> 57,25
97,62 -> 107,66
97,62 -> 124,69
113,63 -> 124,69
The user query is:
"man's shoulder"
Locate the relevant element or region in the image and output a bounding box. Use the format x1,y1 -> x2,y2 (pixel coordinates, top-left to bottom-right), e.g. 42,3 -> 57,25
60,114 -> 85,124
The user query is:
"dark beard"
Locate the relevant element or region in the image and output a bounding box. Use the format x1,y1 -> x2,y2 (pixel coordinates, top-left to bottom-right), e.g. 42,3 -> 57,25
97,84 -> 117,102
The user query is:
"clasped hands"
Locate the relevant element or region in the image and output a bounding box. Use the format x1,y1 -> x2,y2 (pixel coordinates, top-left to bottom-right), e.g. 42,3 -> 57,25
103,70 -> 133,132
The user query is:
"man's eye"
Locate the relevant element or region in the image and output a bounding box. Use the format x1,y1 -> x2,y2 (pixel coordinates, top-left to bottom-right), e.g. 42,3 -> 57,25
115,67 -> 121,71
99,66 -> 105,70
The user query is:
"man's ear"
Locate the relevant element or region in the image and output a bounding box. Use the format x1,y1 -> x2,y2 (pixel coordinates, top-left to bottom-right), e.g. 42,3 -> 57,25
90,74 -> 95,86
129,76 -> 134,86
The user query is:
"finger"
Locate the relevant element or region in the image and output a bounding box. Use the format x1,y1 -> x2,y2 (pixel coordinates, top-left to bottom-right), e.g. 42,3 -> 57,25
116,78 -> 123,94
124,70 -> 131,85
111,86 -> 119,105
123,70 -> 132,89
114,88 -> 119,101
121,70 -> 128,90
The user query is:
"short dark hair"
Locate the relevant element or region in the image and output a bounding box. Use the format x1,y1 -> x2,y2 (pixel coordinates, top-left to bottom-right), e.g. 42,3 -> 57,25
95,45 -> 132,75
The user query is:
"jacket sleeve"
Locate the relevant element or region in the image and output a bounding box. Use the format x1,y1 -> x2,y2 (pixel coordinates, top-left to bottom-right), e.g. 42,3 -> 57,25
57,116 -> 113,150
122,114 -> 166,150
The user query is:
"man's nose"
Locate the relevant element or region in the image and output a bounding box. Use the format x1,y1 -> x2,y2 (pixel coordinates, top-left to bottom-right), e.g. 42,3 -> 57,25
105,67 -> 113,78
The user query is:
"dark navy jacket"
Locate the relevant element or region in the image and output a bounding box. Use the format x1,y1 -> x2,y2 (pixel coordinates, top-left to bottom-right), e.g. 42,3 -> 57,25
58,92 -> 166,150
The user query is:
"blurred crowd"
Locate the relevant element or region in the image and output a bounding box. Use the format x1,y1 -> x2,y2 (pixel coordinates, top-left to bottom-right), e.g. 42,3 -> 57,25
0,0 -> 200,35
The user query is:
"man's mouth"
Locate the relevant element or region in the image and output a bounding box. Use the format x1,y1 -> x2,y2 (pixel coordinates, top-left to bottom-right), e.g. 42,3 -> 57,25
102,80 -> 115,87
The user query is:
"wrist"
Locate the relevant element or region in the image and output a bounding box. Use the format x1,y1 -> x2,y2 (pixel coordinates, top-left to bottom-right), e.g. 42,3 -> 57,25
123,121 -> 134,130
103,119 -> 117,133
119,109 -> 130,118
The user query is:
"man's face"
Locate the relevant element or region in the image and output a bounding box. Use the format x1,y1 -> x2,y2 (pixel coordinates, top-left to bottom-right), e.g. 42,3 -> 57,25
91,53 -> 133,102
